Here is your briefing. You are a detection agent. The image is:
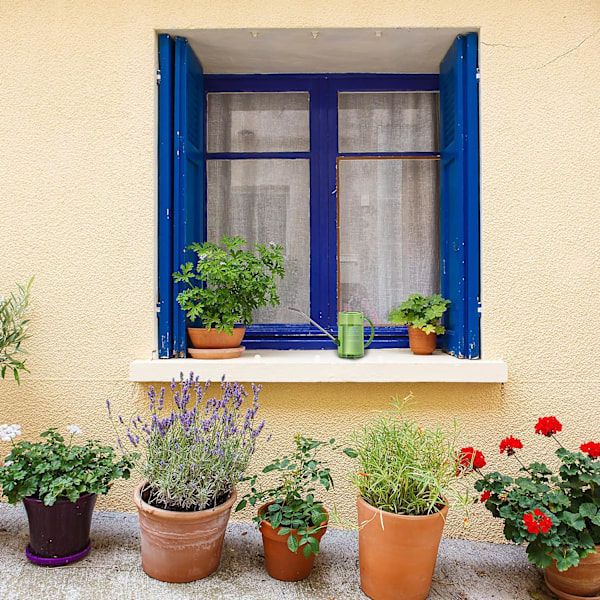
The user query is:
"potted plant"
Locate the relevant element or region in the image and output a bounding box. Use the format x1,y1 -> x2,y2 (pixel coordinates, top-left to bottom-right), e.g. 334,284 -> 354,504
173,235 -> 285,356
475,416 -> 600,599
0,424 -> 134,566
236,435 -> 336,581
1,277 -> 33,383
344,395 -> 479,600
387,293 -> 450,355
109,372 -> 266,583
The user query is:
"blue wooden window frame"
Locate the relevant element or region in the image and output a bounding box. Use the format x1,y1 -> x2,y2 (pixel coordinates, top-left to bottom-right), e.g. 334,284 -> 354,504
203,74 -> 440,350
157,33 -> 480,358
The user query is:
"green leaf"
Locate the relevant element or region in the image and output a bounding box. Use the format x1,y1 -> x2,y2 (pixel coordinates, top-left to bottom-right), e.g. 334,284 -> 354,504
235,499 -> 247,512
555,548 -> 580,572
287,535 -> 299,554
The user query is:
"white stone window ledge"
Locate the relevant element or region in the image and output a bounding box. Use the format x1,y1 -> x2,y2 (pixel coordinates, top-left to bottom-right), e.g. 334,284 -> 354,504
130,349 -> 507,383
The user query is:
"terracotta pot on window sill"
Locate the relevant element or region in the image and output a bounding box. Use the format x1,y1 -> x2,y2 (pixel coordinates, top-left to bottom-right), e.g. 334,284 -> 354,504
187,326 -> 246,358
407,327 -> 437,355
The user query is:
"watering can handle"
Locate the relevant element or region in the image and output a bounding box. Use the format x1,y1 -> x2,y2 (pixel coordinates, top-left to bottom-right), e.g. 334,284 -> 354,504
364,316 -> 375,348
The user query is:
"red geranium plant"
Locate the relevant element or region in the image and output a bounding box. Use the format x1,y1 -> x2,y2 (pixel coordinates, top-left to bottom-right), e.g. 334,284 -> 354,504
474,417 -> 600,571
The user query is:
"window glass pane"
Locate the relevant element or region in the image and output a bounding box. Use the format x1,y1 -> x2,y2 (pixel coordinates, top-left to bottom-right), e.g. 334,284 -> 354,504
207,92 -> 310,153
338,159 -> 440,324
207,159 -> 310,324
338,92 -> 439,153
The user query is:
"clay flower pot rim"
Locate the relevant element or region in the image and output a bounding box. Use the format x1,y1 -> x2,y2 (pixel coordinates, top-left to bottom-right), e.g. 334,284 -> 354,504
25,491 -> 95,505
134,481 -> 237,521
358,494 -> 449,520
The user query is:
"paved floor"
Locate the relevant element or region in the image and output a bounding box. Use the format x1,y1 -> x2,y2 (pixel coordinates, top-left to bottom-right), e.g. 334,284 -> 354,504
0,502 -> 557,600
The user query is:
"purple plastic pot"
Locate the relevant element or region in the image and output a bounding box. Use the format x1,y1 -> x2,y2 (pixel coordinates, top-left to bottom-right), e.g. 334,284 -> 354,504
22,493 -> 96,565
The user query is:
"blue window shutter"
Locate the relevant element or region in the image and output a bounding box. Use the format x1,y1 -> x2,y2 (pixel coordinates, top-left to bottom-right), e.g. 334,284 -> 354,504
439,33 -> 480,358
173,38 -> 205,356
157,34 -> 174,358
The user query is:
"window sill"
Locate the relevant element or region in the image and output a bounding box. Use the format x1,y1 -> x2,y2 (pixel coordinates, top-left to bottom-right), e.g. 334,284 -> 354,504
130,349 -> 507,383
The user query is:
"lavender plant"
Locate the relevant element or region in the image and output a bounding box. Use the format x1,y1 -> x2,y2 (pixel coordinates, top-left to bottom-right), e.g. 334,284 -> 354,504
108,373 -> 265,511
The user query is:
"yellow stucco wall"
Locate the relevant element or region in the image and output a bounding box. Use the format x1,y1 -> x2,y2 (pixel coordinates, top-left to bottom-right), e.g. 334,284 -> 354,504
1,1 -> 599,543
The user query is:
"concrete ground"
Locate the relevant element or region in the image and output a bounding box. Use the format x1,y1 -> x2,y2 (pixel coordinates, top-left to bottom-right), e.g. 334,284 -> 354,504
0,502 -> 558,600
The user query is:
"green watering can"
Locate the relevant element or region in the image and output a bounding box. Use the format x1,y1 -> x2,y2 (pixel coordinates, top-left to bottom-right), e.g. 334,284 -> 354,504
289,308 -> 375,359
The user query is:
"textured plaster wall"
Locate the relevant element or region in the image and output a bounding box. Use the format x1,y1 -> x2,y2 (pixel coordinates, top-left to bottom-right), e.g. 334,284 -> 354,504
1,1 -> 599,543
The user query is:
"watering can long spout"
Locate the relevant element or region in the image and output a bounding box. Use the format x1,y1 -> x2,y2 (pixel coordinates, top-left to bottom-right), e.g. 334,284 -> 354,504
288,307 -> 340,346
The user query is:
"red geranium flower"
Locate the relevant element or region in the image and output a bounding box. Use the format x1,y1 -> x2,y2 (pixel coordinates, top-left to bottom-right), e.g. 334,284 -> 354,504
523,509 -> 553,534
457,447 -> 486,473
535,416 -> 562,437
500,436 -> 523,455
480,490 -> 491,503
580,441 -> 600,458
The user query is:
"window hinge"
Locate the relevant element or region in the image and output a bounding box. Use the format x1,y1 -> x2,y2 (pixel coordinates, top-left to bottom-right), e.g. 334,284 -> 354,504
156,302 -> 161,313
477,302 -> 482,314
156,70 -> 162,85
475,68 -> 481,80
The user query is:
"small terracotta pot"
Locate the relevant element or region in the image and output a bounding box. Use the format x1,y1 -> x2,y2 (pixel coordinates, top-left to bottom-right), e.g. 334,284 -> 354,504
188,326 -> 246,349
407,327 -> 437,355
357,495 -> 448,600
133,482 -> 236,583
23,493 -> 96,565
544,545 -> 600,598
259,503 -> 329,581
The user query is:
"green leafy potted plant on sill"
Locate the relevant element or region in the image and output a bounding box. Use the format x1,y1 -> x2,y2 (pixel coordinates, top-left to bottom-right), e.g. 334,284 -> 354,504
173,235 -> 285,357
236,434 -> 336,581
0,424 -> 135,566
344,394 -> 479,600
387,293 -> 450,355
1,277 -> 33,383
109,373 -> 266,583
475,416 -> 600,599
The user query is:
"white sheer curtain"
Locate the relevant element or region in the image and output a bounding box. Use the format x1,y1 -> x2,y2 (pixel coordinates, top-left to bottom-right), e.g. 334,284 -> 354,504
338,91 -> 439,153
338,159 -> 440,323
206,159 -> 310,324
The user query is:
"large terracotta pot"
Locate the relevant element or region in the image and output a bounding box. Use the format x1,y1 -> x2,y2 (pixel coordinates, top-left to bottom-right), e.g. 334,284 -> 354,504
23,493 -> 96,566
544,545 -> 600,599
407,327 -> 437,355
357,495 -> 448,600
259,503 -> 329,581
188,326 -> 246,349
133,482 -> 236,583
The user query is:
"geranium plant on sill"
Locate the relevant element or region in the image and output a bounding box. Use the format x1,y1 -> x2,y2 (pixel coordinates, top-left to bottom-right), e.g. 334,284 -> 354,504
108,373 -> 266,583
387,293 -> 450,355
236,434 -> 336,581
475,416 -> 600,598
344,395 -> 480,600
0,424 -> 135,565
173,235 -> 285,355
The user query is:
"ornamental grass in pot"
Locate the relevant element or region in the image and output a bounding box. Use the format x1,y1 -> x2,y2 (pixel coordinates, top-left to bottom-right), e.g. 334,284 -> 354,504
108,373 -> 265,583
344,395 -> 479,600
387,293 -> 450,355
236,435 -> 336,581
173,235 -> 285,355
475,416 -> 600,599
0,424 -> 134,566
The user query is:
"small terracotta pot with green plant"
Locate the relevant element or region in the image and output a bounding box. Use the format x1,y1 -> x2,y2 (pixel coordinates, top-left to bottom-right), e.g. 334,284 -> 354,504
344,394 -> 479,600
387,293 -> 450,355
236,434 -> 336,581
0,424 -> 135,565
173,235 -> 285,354
474,416 -> 600,599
